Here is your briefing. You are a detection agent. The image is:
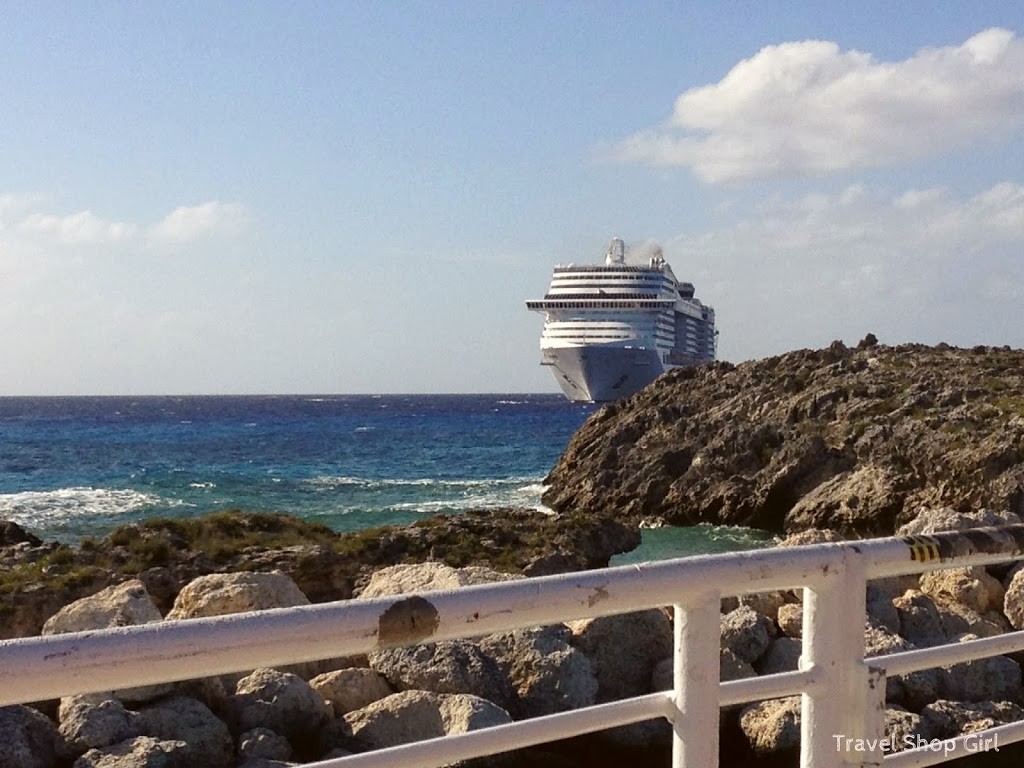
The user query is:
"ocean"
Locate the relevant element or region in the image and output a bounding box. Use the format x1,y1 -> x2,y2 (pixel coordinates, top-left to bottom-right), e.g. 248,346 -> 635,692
0,394 -> 774,558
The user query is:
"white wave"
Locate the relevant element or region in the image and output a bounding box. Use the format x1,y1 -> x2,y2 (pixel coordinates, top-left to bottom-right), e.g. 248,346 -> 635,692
305,475 -> 542,490
354,426 -> 374,432
0,487 -> 183,529
188,482 -> 215,489
495,399 -> 528,405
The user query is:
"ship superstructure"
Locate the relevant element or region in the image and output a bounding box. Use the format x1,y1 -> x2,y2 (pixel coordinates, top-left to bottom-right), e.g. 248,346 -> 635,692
526,237 -> 716,402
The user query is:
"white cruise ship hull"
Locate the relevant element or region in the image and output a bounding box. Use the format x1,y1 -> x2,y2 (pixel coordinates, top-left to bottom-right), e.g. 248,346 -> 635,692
543,345 -> 665,402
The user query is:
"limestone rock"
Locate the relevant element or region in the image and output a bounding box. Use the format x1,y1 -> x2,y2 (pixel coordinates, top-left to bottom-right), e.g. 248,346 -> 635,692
342,690 -> 511,750
720,606 -> 772,664
541,343 -> 1024,536
43,580 -> 162,635
884,708 -> 934,753
309,668 -> 392,716
165,572 -> 309,620
865,584 -> 901,634
777,603 -> 803,638
920,700 -> 1024,739
739,697 -> 802,755
41,580 -> 170,704
651,648 -> 755,692
237,728 -> 291,762
72,736 -> 188,768
738,591 -> 788,622
864,625 -> 940,710
940,648 -> 1022,703
892,591 -> 946,648
136,697 -> 232,768
919,567 -> 1004,614
0,704 -> 68,768
897,508 -> 1021,536
1003,567 -> 1024,630
368,640 -> 517,713
358,562 -> 519,599
568,609 -> 672,702
58,697 -> 140,754
478,625 -> 597,718
225,669 -> 331,744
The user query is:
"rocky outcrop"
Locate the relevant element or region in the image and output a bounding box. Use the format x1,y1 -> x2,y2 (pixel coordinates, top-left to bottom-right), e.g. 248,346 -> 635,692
0,705 -> 69,768
542,341 -> 1024,535
0,508 -> 639,640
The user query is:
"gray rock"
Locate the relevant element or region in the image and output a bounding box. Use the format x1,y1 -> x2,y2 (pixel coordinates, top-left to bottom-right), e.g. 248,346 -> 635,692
651,647 -> 756,692
478,625 -> 597,718
369,640 -> 517,714
165,572 -> 309,620
136,697 -> 232,768
940,649 -> 1022,703
0,704 -> 69,768
358,562 -> 519,599
1004,567 -> 1024,630
777,603 -> 803,638
865,584 -> 900,634
897,507 -> 1021,536
72,736 -> 189,768
225,669 -> 331,744
738,591 -> 788,622
238,728 -> 291,762
892,591 -> 946,648
919,567 -> 1004,615
342,690 -> 511,750
720,606 -> 772,664
59,696 -> 140,754
568,609 -> 672,701
864,624 -> 940,710
755,637 -> 802,675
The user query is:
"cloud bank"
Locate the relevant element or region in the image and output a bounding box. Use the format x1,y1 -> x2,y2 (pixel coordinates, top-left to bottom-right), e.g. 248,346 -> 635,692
612,28 -> 1024,182
671,181 -> 1024,359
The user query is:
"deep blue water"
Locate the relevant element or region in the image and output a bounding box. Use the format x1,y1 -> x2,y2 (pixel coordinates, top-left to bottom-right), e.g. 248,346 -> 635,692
0,394 -> 775,556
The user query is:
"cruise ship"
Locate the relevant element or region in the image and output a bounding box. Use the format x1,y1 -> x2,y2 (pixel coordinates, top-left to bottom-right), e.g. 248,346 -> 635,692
526,237 -> 717,402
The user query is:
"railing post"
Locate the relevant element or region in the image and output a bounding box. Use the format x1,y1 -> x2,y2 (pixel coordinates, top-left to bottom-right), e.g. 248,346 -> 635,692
672,591 -> 720,768
801,547 -> 870,768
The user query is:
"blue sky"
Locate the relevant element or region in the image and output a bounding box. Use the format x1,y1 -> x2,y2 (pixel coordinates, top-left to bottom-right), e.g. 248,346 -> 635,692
2,2 -> 1023,394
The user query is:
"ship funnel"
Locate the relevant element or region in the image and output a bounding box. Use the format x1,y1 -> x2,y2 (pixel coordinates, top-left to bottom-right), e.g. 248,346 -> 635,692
605,237 -> 626,265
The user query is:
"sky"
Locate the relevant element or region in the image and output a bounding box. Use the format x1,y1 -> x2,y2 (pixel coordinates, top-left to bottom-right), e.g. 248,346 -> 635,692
1,1 -> 1023,395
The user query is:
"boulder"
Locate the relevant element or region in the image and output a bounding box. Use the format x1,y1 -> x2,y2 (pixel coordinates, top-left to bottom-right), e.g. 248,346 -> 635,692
864,625 -> 940,710
58,696 -> 140,754
738,591 -> 789,622
897,508 -> 1021,536
919,567 -> 1004,614
568,609 -> 673,701
165,572 -> 309,620
224,669 -> 331,744
1004,568 -> 1024,630
755,637 -> 802,676
308,668 -> 392,716
920,700 -> 1024,739
368,640 -> 517,713
72,736 -> 189,768
720,606 -> 772,664
135,697 -> 232,768
237,728 -> 291,762
41,580 -> 170,703
776,603 -> 803,638
651,648 -> 755,691
940,644 -> 1022,703
0,704 -> 68,768
342,690 -> 511,750
478,625 -> 598,718
42,580 -> 162,635
739,697 -> 801,755
892,591 -> 946,648
884,707 -> 934,754
358,562 -> 519,599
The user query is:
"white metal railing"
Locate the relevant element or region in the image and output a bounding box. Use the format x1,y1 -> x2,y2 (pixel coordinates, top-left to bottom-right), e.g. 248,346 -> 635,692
5,525 -> 1024,767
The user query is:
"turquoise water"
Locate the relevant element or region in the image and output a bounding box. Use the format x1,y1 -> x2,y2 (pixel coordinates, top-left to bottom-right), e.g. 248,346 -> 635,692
0,394 -> 775,560
612,524 -> 779,566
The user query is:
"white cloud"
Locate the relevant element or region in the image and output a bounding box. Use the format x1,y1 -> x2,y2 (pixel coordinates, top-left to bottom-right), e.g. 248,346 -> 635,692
611,28 -> 1024,182
668,181 -> 1024,359
19,210 -> 137,244
150,201 -> 247,243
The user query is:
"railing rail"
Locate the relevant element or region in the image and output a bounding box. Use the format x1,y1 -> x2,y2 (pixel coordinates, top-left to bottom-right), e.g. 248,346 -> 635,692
5,525 -> 1024,767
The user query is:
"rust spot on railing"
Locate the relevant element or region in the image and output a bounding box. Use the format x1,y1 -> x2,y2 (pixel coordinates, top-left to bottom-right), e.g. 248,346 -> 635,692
377,596 -> 440,647
586,585 -> 610,608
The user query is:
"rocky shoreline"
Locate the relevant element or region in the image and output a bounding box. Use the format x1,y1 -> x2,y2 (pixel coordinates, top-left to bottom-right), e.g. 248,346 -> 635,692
7,339 -> 1024,767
